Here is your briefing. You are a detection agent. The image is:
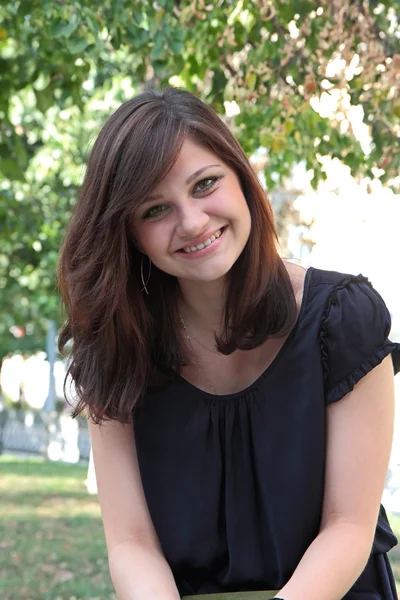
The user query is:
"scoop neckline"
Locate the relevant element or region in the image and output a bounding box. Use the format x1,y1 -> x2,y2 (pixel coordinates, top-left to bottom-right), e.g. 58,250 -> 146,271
177,266 -> 315,400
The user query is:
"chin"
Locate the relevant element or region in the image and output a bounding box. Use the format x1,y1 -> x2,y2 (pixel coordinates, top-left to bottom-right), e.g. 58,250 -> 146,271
182,261 -> 236,283
155,250 -> 241,282
192,273 -> 229,283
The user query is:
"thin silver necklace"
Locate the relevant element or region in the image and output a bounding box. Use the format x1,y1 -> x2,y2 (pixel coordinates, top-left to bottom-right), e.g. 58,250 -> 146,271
179,316 -> 239,395
179,315 -> 219,353
180,315 -> 218,394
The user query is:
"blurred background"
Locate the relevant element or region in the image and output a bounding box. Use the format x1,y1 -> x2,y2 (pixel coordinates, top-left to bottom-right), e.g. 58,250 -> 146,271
0,1 -> 399,598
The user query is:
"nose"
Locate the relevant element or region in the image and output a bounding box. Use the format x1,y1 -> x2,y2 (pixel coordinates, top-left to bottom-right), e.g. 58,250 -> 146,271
176,203 -> 210,240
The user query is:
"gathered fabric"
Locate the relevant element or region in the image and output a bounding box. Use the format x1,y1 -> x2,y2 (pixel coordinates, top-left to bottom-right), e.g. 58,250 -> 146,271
134,267 -> 400,598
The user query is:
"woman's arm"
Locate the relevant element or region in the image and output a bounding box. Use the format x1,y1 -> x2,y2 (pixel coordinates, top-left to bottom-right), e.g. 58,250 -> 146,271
277,355 -> 395,600
89,418 -> 180,600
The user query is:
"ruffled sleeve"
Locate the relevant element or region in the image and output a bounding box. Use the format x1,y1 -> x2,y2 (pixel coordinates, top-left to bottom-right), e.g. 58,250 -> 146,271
321,274 -> 400,404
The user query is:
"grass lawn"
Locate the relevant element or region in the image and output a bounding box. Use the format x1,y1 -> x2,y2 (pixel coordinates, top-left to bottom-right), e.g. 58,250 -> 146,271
1,456 -> 400,600
0,456 -> 116,600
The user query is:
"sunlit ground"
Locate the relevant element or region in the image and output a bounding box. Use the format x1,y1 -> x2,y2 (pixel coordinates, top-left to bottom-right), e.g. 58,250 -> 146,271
0,456 -> 116,600
1,456 -> 400,600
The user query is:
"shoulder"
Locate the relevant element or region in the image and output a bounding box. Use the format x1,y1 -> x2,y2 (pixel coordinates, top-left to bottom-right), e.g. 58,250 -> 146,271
283,260 -> 308,312
307,267 -> 393,328
306,267 -> 400,403
282,261 -> 344,315
296,266 -> 391,317
306,266 -> 369,295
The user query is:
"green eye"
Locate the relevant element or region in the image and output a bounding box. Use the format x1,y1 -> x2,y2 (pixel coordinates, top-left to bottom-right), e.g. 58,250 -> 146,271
193,177 -> 220,194
143,205 -> 168,219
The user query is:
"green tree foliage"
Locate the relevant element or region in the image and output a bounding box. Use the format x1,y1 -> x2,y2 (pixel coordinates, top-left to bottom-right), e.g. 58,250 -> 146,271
0,0 -> 399,357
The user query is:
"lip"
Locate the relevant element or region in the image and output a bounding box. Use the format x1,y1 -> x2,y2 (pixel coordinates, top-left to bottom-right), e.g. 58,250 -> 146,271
177,227 -> 226,252
176,226 -> 227,260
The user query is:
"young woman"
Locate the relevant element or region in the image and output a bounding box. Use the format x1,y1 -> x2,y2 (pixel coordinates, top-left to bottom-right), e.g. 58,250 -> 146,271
58,87 -> 400,600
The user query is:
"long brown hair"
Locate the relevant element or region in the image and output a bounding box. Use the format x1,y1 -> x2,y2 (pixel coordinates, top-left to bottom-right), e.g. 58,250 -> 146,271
58,87 -> 297,423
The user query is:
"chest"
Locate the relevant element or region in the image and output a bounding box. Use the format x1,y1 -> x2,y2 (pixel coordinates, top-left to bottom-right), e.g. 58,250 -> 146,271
180,334 -> 290,395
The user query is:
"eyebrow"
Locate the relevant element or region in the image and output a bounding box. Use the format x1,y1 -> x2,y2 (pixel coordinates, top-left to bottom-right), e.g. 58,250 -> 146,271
143,164 -> 221,203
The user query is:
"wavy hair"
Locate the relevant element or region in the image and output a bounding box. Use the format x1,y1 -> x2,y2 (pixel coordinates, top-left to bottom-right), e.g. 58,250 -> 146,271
58,87 -> 297,423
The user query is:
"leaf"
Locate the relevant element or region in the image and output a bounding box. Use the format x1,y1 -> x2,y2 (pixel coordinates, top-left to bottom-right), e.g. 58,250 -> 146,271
245,72 -> 257,91
111,27 -> 122,50
0,158 -> 26,182
52,17 -> 80,39
211,69 -> 227,98
151,33 -> 165,60
71,83 -> 84,112
152,59 -> 167,74
392,99 -> 400,119
66,37 -> 89,54
17,0 -> 36,17
135,62 -> 146,78
85,14 -> 100,37
0,190 -> 12,204
126,25 -> 150,50
13,137 -> 29,168
284,120 -> 294,136
169,38 -> 184,54
34,86 -> 53,114
271,135 -> 287,153
112,0 -> 125,14
157,0 -> 175,8
260,130 -> 273,147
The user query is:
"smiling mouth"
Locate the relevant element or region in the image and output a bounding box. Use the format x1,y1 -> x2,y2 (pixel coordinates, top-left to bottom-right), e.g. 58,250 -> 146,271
178,227 -> 226,254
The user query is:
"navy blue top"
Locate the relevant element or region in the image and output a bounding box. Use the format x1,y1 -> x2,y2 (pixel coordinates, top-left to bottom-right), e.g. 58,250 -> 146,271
134,268 -> 400,598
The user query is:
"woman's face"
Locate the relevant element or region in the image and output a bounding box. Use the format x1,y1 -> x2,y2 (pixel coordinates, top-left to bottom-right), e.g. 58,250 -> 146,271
131,137 -> 252,284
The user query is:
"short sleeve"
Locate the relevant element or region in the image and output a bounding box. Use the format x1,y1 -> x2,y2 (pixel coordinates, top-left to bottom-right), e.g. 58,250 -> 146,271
320,274 -> 400,404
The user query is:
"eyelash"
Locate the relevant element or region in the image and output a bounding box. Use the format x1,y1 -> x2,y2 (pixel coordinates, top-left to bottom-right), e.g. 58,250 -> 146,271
142,176 -> 221,220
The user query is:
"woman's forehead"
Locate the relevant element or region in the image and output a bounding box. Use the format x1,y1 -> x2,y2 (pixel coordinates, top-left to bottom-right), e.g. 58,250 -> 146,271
157,138 -> 222,181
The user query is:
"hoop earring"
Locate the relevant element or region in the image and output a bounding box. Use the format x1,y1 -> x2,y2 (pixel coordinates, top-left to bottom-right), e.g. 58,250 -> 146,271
141,255 -> 151,295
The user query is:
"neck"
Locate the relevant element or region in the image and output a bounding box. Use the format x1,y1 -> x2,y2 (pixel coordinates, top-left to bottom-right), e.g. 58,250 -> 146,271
178,277 -> 227,334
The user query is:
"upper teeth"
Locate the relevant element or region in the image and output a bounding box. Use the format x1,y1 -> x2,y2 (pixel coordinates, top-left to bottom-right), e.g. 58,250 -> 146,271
183,229 -> 223,253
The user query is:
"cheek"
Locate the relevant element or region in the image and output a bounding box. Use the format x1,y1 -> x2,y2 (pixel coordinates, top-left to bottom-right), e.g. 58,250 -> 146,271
230,189 -> 251,221
223,180 -> 248,209
233,191 -> 252,236
136,225 -> 170,259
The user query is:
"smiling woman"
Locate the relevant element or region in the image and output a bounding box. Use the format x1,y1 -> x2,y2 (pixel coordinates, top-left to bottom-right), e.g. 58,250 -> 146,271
58,87 -> 296,420
57,88 -> 400,600
131,137 -> 252,283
